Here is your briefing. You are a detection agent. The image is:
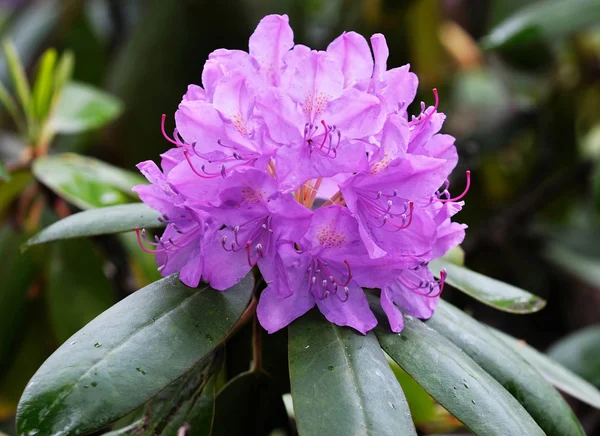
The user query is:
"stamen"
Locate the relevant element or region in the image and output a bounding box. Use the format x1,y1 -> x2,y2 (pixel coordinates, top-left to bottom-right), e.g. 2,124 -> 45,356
161,114 -> 186,148
439,171 -> 470,202
183,150 -> 219,179
410,88 -> 439,127
387,201 -> 415,230
135,227 -> 166,254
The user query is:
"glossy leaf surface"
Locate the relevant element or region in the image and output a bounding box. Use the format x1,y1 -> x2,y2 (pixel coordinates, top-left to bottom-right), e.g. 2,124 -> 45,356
493,328 -> 600,408
25,203 -> 162,247
16,273 -> 254,435
429,259 -> 546,313
427,301 -> 584,436
32,153 -> 144,210
289,310 -> 416,436
377,313 -> 544,435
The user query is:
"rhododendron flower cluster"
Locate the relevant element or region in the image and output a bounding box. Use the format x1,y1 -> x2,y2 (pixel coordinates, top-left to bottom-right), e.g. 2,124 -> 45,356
133,14 -> 468,334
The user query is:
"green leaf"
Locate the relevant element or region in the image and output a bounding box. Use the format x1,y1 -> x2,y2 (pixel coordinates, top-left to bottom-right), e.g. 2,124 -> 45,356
25,203 -> 162,248
32,48 -> 57,121
114,350 -> 222,436
493,328 -> 600,408
0,171 -> 32,215
376,313 -> 545,435
428,258 -> 546,313
427,301 -> 585,436
2,40 -> 32,119
32,153 -> 145,210
16,273 -> 254,435
46,238 -> 116,343
289,310 -> 416,436
385,356 -> 437,427
211,371 -> 290,436
0,228 -> 37,362
50,82 -> 122,134
548,325 -> 600,386
0,79 -> 25,133
53,51 -> 74,99
481,0 -> 600,50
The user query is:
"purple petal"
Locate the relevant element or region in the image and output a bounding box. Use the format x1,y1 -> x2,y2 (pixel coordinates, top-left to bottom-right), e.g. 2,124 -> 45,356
257,284 -> 315,334
315,281 -> 377,335
327,31 -> 373,87
381,287 -> 404,332
249,14 -> 294,86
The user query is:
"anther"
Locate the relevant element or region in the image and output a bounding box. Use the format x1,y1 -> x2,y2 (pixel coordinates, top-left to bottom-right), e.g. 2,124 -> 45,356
439,171 -> 470,202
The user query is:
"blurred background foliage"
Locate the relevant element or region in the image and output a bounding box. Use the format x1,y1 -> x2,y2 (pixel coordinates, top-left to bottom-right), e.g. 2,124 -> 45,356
0,0 -> 599,434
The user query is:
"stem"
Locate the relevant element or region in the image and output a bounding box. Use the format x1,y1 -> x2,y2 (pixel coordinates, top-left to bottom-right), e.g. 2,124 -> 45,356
251,311 -> 263,372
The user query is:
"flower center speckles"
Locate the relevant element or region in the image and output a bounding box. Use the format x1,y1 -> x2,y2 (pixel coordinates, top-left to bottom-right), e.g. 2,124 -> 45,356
316,222 -> 347,248
304,91 -> 331,119
232,112 -> 252,137
371,152 -> 392,175
241,187 -> 267,203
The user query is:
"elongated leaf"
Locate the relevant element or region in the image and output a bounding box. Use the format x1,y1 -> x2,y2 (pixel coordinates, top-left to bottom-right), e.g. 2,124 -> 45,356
47,238 -> 116,343
0,79 -> 25,132
16,273 -> 254,435
32,153 -> 145,210
211,371 -> 290,436
115,350 -> 222,436
548,326 -> 600,386
429,259 -> 546,313
51,82 -> 122,134
289,310 -> 416,436
493,328 -> 600,408
376,313 -> 544,435
2,41 -> 31,118
481,0 -> 600,50
25,203 -> 162,247
427,301 -> 584,436
32,48 -> 57,120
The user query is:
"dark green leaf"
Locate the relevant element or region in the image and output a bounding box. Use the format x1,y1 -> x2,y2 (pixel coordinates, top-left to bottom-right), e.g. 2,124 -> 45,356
25,203 -> 162,248
0,228 -> 36,362
548,325 -> 600,386
50,82 -> 122,134
32,153 -> 145,210
481,0 -> 600,50
16,273 -> 254,435
46,238 -> 116,343
427,300 -> 584,436
116,350 -> 222,436
429,259 -> 546,313
211,371 -> 290,436
289,310 -> 416,436
376,313 -> 544,435
493,328 -> 600,408
385,356 -> 437,427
